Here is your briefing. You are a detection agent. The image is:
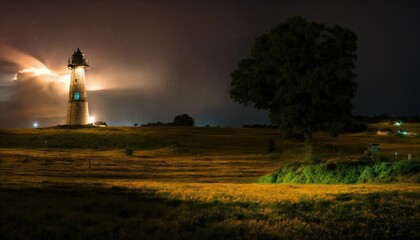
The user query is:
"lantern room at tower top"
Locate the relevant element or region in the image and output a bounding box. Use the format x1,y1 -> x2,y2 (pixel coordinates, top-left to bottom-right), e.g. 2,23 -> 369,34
68,48 -> 89,69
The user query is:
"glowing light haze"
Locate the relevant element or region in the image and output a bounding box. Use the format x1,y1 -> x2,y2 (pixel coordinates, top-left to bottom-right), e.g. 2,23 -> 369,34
0,1 -> 419,128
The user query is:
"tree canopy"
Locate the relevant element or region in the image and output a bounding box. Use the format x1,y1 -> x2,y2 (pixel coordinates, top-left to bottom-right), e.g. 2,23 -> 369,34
173,114 -> 194,126
230,16 -> 358,150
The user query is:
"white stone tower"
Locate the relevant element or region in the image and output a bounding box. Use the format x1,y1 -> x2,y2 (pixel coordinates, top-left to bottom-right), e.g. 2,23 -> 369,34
66,48 -> 90,125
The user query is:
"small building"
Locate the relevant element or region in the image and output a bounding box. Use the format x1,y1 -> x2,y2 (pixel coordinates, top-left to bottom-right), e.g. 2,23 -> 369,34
377,129 -> 390,136
93,121 -> 107,127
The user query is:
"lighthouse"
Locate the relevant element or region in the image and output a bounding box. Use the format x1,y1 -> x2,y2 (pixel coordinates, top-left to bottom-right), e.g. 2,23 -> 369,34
66,48 -> 90,125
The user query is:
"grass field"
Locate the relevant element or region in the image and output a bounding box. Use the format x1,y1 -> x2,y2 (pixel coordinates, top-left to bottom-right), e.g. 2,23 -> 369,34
0,124 -> 419,239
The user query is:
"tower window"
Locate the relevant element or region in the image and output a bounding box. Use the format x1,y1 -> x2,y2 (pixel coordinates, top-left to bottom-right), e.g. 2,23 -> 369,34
74,91 -> 80,100
75,79 -> 78,83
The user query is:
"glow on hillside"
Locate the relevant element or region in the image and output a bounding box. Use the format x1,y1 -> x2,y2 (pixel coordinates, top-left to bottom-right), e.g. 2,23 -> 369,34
89,116 -> 95,124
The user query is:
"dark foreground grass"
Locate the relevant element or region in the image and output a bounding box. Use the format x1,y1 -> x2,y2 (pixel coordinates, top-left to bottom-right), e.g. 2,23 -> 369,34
0,186 -> 419,240
260,160 -> 420,184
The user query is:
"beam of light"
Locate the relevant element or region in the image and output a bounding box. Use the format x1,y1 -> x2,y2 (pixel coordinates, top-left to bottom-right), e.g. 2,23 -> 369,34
0,44 -> 72,93
0,43 -> 47,71
86,81 -> 105,91
14,68 -> 70,82
9,57 -> 101,92
19,67 -> 53,76
0,44 -> 108,127
57,73 -> 70,82
14,67 -> 55,81
13,67 -> 71,94
2,43 -> 154,93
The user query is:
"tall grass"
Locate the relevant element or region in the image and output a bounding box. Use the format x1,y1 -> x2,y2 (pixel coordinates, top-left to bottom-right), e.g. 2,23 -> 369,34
1,186 -> 419,239
259,160 -> 420,184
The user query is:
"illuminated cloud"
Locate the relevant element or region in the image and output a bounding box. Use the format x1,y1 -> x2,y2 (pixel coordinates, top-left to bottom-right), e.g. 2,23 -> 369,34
0,44 -> 69,128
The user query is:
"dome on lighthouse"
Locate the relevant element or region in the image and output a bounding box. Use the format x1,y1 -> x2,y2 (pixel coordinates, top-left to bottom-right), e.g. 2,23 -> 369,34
68,48 -> 89,69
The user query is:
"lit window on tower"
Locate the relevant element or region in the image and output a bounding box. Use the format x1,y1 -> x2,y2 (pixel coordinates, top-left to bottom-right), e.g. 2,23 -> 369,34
74,91 -> 80,100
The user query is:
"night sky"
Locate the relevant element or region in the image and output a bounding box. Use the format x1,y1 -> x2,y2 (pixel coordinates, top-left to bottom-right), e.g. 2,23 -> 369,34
0,0 -> 419,128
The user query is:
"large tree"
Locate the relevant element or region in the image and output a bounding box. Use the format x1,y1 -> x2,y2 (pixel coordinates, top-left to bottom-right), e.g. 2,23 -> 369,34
230,16 -> 357,160
173,113 -> 194,126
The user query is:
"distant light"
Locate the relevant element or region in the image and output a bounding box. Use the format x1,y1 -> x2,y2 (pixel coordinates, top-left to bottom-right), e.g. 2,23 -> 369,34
394,121 -> 402,126
397,130 -> 408,136
89,116 -> 95,124
33,122 -> 38,128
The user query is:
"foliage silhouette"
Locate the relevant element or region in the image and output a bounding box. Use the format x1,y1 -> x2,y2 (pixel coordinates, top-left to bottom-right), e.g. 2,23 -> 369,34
173,114 -> 194,126
230,16 -> 357,161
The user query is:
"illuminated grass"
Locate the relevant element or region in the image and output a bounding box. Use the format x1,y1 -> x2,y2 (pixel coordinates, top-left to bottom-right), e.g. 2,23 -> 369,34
0,184 -> 419,239
0,148 -> 278,185
109,181 -> 420,203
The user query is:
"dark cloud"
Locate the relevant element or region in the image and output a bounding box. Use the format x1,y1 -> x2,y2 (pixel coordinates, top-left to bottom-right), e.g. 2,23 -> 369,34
0,0 -> 419,128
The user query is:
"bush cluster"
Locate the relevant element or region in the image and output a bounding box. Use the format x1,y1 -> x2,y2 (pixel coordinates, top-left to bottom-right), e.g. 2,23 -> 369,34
259,160 -> 420,184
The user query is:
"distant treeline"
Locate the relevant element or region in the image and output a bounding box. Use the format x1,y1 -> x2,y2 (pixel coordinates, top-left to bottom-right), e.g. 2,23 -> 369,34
141,121 -> 194,127
243,124 -> 277,129
141,115 -> 420,130
244,119 -> 367,134
141,114 -> 194,127
243,115 -> 420,133
354,115 -> 420,123
141,121 -> 169,127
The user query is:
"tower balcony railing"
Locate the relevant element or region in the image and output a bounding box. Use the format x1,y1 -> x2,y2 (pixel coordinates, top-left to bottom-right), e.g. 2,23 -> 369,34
68,58 -> 89,67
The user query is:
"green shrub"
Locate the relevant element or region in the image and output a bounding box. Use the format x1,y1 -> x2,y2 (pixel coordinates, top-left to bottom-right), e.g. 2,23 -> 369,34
391,160 -> 420,175
259,160 -> 420,184
341,166 -> 360,183
259,172 -> 278,183
358,166 -> 375,183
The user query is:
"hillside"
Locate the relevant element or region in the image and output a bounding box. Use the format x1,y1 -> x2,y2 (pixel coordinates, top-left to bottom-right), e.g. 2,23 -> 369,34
0,124 -> 419,185
0,124 -> 419,239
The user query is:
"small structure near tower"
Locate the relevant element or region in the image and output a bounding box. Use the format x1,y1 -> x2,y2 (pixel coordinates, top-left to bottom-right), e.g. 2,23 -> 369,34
66,48 -> 90,125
